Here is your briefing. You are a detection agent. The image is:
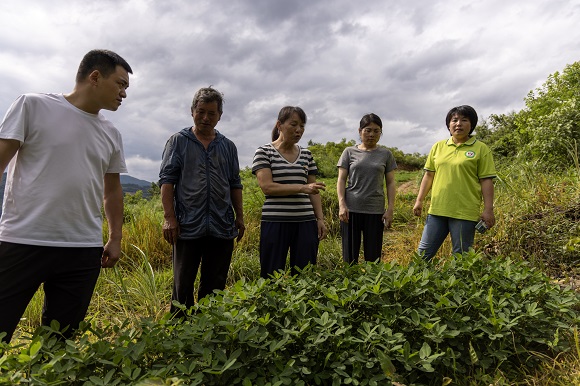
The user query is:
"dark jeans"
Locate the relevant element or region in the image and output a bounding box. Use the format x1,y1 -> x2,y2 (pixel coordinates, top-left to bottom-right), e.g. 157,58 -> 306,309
0,242 -> 102,343
340,212 -> 384,264
171,237 -> 234,314
259,221 -> 319,278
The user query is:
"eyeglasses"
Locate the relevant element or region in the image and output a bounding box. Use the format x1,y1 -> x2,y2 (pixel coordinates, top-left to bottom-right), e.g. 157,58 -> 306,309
361,128 -> 382,134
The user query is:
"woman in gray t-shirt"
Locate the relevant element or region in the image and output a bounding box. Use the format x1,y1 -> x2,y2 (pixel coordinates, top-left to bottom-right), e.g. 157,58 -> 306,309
337,113 -> 397,264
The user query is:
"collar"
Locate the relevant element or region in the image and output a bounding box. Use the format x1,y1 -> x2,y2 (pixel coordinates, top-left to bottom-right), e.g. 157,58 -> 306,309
179,127 -> 223,143
445,136 -> 477,147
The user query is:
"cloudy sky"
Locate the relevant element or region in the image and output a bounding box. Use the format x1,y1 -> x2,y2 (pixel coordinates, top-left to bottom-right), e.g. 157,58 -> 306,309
1,0 -> 578,182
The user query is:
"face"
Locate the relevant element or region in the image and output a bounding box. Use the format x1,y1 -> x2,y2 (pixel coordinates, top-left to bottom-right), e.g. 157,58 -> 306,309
448,113 -> 471,143
276,112 -> 305,144
192,101 -> 221,133
359,122 -> 382,147
96,65 -> 129,112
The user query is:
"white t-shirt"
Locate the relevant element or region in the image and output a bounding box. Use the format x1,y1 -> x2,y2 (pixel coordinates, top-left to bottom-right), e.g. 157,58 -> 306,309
0,93 -> 127,247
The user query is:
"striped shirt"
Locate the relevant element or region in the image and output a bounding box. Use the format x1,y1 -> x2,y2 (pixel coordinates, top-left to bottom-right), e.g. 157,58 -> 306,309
252,143 -> 318,222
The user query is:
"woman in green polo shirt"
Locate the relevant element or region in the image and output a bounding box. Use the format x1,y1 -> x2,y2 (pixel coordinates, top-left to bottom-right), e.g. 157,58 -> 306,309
412,105 -> 496,261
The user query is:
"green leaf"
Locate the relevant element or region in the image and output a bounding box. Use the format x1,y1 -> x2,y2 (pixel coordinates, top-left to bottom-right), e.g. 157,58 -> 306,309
419,342 -> 431,359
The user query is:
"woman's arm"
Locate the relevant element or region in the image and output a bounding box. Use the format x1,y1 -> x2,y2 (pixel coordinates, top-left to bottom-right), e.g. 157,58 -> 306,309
382,170 -> 396,228
480,177 -> 495,228
337,167 -> 349,223
255,168 -> 326,196
307,174 -> 328,240
412,171 -> 435,217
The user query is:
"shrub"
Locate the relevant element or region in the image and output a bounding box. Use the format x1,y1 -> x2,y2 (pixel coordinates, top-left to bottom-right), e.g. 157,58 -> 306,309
2,252 -> 578,385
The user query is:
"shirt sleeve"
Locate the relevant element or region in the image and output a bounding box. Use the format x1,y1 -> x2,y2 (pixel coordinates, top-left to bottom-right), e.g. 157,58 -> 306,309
105,129 -> 127,173
251,145 -> 271,174
306,149 -> 319,176
477,143 -> 497,179
158,135 -> 181,185
228,142 -> 243,190
424,142 -> 438,172
385,149 -> 397,173
0,95 -> 28,144
337,147 -> 351,170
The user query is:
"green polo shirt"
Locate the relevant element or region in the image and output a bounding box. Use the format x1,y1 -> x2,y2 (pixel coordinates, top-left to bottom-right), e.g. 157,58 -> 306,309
424,137 -> 496,221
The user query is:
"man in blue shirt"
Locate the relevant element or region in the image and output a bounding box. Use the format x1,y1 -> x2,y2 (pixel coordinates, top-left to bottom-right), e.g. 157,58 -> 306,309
159,87 -> 244,315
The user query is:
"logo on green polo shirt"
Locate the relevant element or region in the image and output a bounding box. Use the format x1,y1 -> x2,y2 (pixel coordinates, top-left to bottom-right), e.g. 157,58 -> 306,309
465,151 -> 476,158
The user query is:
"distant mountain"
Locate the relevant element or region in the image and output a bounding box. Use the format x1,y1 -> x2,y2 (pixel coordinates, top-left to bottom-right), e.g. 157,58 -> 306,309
120,175 -> 154,196
120,175 -> 152,187
0,173 -> 154,215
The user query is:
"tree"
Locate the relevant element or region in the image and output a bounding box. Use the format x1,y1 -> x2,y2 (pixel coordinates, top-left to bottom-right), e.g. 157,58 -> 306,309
476,61 -> 580,170
518,62 -> 580,169
147,182 -> 161,198
307,139 -> 355,178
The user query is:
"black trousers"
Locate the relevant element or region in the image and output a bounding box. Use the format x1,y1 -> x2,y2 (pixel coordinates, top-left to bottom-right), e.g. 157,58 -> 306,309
340,212 -> 384,264
0,242 -> 102,343
171,237 -> 234,314
259,221 -> 319,278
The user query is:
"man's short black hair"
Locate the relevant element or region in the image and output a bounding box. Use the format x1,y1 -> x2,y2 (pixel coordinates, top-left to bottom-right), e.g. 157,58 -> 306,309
76,49 -> 132,83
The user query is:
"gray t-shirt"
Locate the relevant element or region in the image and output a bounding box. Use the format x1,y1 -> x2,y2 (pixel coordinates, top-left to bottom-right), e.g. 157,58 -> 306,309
337,146 -> 397,214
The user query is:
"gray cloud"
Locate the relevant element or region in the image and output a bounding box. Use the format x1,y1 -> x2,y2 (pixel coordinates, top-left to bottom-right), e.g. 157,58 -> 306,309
0,0 -> 579,181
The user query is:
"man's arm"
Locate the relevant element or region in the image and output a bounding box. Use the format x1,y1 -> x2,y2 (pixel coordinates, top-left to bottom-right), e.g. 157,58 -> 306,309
231,188 -> 245,242
0,139 -> 20,173
161,183 -> 180,244
102,173 -> 124,268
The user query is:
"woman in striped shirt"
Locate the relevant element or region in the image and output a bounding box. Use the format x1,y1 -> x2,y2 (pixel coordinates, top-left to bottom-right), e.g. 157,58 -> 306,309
252,106 -> 328,278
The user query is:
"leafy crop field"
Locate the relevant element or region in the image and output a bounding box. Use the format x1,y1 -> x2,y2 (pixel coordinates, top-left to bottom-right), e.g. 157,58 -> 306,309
1,162 -> 579,385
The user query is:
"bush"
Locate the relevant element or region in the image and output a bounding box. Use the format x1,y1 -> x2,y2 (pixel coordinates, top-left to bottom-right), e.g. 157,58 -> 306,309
482,163 -> 580,274
2,252 -> 578,385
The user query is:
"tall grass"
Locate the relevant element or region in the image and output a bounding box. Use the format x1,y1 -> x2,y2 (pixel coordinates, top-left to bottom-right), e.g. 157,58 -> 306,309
11,163 -> 580,386
481,161 -> 580,274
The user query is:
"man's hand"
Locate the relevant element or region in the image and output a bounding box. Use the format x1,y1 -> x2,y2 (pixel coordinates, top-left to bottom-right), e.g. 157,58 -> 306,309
163,216 -> 180,244
235,218 -> 245,242
102,239 -> 121,268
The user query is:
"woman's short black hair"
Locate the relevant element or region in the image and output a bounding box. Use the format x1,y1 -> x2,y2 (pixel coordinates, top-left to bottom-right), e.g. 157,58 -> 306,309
445,105 -> 478,134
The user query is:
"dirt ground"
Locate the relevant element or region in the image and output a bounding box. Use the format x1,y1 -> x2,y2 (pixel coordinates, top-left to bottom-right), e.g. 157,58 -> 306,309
397,180 -> 418,195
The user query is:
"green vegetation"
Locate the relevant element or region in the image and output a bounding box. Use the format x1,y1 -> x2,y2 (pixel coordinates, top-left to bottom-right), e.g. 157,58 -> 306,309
1,254 -> 578,385
477,61 -> 580,170
1,62 -> 580,385
307,139 -> 427,178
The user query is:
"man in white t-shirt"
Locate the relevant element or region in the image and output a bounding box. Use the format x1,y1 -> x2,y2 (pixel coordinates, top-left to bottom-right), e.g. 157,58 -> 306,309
0,49 -> 132,343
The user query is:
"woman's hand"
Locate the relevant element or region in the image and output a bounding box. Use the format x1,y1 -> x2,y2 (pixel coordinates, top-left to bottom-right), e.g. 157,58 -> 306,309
339,204 -> 349,223
412,201 -> 423,217
301,182 -> 326,195
382,208 -> 394,229
481,208 -> 495,229
317,218 -> 328,240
